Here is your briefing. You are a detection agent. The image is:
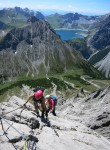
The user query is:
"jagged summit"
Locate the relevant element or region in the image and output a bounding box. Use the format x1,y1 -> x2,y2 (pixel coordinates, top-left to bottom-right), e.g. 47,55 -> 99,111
27,16 -> 39,23
46,12 -> 98,29
0,7 -> 45,29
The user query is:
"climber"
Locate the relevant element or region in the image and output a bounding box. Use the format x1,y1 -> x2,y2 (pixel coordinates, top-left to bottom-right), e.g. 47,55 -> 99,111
45,95 -> 57,116
23,89 -> 47,118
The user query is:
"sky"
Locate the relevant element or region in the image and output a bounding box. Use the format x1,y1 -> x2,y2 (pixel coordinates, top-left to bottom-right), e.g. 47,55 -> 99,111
0,0 -> 110,15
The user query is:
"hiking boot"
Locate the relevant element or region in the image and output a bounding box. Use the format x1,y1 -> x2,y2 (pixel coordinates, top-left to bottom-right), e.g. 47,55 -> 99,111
34,110 -> 39,116
45,111 -> 48,117
46,116 -> 49,120
52,112 -> 56,116
37,111 -> 39,115
33,111 -> 39,117
41,112 -> 44,118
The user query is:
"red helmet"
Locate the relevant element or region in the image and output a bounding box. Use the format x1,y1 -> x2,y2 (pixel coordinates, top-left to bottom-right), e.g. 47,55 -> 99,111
35,90 -> 43,100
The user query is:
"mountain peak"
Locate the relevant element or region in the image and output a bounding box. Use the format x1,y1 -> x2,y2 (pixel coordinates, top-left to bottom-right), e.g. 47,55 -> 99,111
27,16 -> 39,23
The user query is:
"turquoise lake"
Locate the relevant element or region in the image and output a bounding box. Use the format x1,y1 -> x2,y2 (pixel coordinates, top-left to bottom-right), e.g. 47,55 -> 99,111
55,29 -> 86,40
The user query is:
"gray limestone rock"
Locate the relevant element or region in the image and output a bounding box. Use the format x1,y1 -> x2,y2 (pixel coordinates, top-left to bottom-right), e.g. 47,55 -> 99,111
1,90 -> 110,150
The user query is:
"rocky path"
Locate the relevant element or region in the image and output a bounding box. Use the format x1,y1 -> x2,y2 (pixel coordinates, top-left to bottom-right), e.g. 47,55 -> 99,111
46,75 -> 57,96
81,75 -> 101,89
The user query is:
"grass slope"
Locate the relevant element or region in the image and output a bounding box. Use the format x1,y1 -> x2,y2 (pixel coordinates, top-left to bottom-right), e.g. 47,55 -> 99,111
67,38 -> 91,59
0,68 -> 105,102
45,14 -> 63,28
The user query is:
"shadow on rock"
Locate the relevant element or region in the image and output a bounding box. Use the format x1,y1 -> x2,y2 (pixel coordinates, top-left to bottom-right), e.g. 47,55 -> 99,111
41,117 -> 51,127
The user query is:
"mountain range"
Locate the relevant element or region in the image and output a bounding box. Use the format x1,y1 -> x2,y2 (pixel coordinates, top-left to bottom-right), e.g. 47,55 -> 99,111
45,11 -> 110,78
0,7 -> 98,30
45,13 -> 98,29
0,7 -> 44,29
0,7 -> 103,81
1,18 -> 101,80
0,6 -> 110,80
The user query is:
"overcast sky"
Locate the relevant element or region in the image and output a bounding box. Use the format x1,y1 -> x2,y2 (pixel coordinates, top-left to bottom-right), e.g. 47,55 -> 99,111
0,0 -> 110,15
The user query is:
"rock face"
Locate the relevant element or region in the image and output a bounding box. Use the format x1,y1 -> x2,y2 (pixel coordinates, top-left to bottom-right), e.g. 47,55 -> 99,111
89,47 -> 110,78
94,51 -> 110,78
1,87 -> 110,150
87,14 -> 110,78
88,15 -> 110,51
59,86 -> 110,141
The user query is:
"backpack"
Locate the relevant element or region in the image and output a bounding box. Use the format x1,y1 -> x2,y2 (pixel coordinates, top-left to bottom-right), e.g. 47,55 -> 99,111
51,95 -> 57,105
33,86 -> 44,92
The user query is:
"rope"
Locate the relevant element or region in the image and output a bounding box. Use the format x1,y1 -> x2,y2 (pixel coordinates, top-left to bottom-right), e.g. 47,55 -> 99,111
1,115 -> 26,138
0,105 -> 33,138
0,115 -> 30,150
0,106 -> 41,150
0,118 -> 17,150
19,107 -> 26,121
0,114 -> 41,150
5,122 -> 14,134
2,106 -> 22,116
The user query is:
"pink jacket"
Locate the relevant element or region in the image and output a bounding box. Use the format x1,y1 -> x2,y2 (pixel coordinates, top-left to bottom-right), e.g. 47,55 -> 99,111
48,98 -> 55,109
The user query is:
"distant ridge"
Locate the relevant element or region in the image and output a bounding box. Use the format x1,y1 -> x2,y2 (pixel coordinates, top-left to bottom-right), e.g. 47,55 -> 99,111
0,7 -> 45,29
45,13 -> 98,29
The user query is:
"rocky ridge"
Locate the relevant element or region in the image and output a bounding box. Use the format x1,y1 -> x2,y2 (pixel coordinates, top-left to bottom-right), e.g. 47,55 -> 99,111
94,51 -> 110,78
46,13 -> 98,29
86,14 -> 110,78
0,19 -> 76,77
59,86 -> 110,141
0,86 -> 110,150
88,15 -> 110,51
0,7 -> 45,29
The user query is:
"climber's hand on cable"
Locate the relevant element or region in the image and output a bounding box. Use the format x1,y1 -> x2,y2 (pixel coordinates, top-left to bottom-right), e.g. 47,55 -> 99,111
23,103 -> 26,108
